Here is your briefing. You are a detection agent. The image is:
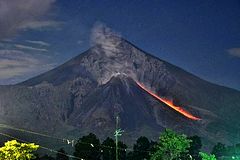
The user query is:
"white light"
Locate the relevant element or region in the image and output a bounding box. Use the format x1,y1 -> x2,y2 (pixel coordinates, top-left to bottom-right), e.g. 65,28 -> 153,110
90,144 -> 94,147
67,140 -> 71,144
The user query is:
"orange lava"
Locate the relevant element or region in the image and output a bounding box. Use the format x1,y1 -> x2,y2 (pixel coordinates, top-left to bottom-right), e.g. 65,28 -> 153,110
136,81 -> 201,121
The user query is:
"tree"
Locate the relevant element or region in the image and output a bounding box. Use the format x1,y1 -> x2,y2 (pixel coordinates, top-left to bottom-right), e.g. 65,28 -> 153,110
126,152 -> 134,160
73,133 -> 101,160
56,148 -> 69,160
101,137 -> 127,160
150,129 -> 191,160
188,135 -> 202,160
199,152 -> 216,160
118,141 -> 127,160
180,136 -> 202,160
149,140 -> 158,153
211,142 -> 226,159
127,136 -> 151,160
102,137 -> 115,160
0,140 -> 39,160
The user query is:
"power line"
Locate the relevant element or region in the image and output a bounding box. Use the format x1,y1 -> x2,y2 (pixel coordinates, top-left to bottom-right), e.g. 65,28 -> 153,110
0,123 -> 62,140
0,132 -> 85,160
0,123 -> 75,146
0,123 -> 151,153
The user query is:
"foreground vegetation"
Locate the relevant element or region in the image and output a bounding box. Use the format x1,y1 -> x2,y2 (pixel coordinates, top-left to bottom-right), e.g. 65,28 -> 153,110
0,140 -> 39,160
1,129 -> 237,159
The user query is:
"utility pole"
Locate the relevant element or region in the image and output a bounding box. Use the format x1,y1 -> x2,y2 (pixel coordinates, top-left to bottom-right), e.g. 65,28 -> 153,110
114,115 -> 124,160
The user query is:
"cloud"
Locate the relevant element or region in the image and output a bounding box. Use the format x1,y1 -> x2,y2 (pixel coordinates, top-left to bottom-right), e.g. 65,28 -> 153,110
91,22 -> 122,57
227,48 -> 240,58
19,20 -> 62,30
0,49 -> 55,84
15,44 -> 48,52
26,40 -> 50,46
0,0 -> 57,40
0,40 -> 49,52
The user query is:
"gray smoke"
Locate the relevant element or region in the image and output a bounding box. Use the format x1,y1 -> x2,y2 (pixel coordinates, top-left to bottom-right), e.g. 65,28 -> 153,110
91,23 -> 122,57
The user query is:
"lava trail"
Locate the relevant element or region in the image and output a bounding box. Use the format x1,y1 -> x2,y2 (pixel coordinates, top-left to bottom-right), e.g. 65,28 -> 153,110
136,81 -> 201,121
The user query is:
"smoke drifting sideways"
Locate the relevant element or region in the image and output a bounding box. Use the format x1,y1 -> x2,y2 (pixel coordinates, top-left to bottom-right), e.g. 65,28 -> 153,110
90,22 -> 123,57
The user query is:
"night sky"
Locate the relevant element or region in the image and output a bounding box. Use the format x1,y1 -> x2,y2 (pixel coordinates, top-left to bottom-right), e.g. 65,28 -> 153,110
0,0 -> 239,90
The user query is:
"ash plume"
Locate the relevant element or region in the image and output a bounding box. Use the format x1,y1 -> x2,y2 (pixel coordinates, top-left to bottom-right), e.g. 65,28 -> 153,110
90,23 -> 122,57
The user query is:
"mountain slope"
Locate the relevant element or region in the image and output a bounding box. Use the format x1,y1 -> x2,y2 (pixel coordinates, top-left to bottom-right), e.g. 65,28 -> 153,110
0,34 -> 240,148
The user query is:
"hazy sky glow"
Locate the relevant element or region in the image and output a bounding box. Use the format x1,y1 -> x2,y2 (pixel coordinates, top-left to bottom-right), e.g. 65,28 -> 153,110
0,0 -> 239,90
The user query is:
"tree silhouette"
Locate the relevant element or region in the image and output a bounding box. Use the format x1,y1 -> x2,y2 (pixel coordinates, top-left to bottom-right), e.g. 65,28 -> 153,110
56,148 -> 69,160
127,136 -> 151,160
73,133 -> 101,160
118,141 -> 127,160
211,142 -> 226,159
188,135 -> 202,160
102,137 -> 115,160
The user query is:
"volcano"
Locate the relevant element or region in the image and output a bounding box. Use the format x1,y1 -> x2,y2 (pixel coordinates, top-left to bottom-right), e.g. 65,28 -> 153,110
0,32 -> 240,148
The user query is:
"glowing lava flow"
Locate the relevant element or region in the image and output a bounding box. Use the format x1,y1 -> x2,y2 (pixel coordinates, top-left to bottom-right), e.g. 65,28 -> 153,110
136,81 -> 201,121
